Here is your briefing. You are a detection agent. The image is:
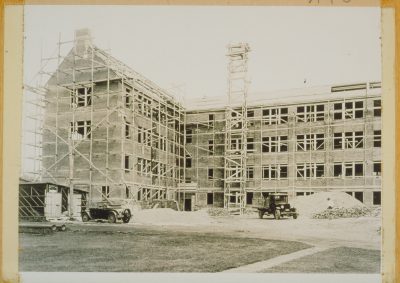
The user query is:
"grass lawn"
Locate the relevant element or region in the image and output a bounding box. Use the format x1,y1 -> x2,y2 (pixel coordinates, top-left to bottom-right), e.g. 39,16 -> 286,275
264,246 -> 380,273
19,227 -> 310,272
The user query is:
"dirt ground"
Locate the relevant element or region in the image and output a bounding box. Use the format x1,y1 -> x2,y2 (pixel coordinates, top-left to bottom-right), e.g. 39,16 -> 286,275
19,208 -> 381,273
130,206 -> 381,250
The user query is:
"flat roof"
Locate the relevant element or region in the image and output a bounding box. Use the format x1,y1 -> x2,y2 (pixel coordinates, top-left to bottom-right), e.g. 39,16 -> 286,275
184,82 -> 381,112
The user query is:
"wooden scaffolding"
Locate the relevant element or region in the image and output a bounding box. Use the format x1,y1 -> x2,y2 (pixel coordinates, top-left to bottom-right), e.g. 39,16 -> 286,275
224,43 -> 251,214
22,29 -> 186,208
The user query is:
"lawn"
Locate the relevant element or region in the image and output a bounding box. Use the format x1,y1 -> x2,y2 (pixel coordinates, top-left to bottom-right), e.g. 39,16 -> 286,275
264,246 -> 380,273
19,226 -> 310,272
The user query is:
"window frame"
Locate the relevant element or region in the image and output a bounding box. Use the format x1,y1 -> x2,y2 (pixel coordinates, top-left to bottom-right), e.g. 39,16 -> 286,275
333,131 -> 364,150
101,186 -> 110,200
186,129 -> 193,144
247,137 -> 255,153
207,193 -> 214,205
374,130 -> 381,147
185,156 -> 192,168
246,167 -> 254,180
262,136 -> 288,153
296,163 -> 325,179
71,87 -> 92,108
70,120 -> 91,140
296,133 -> 325,151
373,161 -> 381,176
208,168 -> 214,180
333,100 -> 364,120
125,88 -> 132,108
262,107 -> 289,125
262,164 -> 288,180
124,155 -> 131,172
296,104 -> 325,122
333,162 -> 364,178
125,121 -> 131,139
373,99 -> 381,117
208,140 -> 214,155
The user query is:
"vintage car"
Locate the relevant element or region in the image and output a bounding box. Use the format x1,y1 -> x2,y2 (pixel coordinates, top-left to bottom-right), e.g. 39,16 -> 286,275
253,192 -> 298,220
81,198 -> 132,223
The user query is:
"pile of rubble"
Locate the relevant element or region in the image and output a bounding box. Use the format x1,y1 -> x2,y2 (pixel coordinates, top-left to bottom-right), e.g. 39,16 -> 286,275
207,207 -> 255,217
207,207 -> 230,217
290,191 -> 366,218
312,206 -> 373,219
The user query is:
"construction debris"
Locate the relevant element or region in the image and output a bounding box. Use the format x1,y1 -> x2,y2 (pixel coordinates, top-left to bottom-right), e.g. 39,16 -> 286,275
312,207 -> 373,219
207,208 -> 231,217
290,191 -> 366,218
207,207 -> 255,217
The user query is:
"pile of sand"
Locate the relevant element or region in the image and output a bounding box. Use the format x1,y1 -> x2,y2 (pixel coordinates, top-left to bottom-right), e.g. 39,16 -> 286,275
290,191 -> 365,218
131,208 -> 215,226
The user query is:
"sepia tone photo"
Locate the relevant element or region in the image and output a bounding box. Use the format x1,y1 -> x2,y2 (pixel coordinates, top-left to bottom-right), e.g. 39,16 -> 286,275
18,4 -> 382,281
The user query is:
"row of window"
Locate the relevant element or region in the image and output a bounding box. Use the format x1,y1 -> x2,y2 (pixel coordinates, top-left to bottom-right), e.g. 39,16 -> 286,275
255,100 -> 381,125
185,102 -> 380,132
70,120 -> 382,155
202,162 -> 382,180
186,131 -> 381,154
195,100 -> 380,127
70,87 -> 381,125
70,86 -> 182,122
70,89 -> 381,124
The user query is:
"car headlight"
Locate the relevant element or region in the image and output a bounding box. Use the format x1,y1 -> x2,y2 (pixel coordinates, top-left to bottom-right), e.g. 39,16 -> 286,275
281,205 -> 284,209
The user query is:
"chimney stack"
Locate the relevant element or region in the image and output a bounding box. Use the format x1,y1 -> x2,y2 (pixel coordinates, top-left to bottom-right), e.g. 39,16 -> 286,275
74,28 -> 92,57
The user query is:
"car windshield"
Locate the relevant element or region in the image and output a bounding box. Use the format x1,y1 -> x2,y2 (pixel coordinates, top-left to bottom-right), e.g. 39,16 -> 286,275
273,195 -> 288,203
107,198 -> 125,206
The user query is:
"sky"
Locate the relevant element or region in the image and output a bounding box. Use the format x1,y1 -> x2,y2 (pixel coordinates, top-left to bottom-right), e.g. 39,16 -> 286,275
23,5 -> 381,101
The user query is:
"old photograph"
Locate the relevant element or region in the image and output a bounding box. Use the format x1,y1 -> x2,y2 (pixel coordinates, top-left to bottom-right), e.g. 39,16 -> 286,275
19,4 -> 381,280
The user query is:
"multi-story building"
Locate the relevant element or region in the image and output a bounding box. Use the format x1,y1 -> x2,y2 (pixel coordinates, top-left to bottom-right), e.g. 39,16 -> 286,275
41,29 -> 381,211
185,82 -> 382,208
42,29 -> 185,205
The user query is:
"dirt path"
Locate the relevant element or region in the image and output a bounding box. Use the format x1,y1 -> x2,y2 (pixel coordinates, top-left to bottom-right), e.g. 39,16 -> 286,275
222,246 -> 332,273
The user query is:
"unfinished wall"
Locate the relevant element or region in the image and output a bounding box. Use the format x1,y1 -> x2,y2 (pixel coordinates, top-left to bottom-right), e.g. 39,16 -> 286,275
185,86 -> 382,206
42,39 -> 185,206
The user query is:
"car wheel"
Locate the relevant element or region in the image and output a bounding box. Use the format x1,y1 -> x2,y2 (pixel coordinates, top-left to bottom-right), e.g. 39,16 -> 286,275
108,212 -> 117,223
274,210 -> 281,220
293,214 -> 298,219
59,224 -> 66,231
258,210 -> 264,219
122,210 -> 131,223
82,213 -> 90,222
51,225 -> 57,232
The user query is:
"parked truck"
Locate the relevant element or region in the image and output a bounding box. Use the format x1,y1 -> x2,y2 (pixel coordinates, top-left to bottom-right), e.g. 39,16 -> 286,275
253,192 -> 298,220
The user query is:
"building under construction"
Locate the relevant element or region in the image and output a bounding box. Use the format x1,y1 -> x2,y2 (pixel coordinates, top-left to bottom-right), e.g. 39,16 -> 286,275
22,29 -> 381,214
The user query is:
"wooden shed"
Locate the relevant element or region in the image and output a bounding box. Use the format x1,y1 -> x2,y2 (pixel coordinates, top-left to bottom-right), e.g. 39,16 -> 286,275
19,180 -> 88,221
